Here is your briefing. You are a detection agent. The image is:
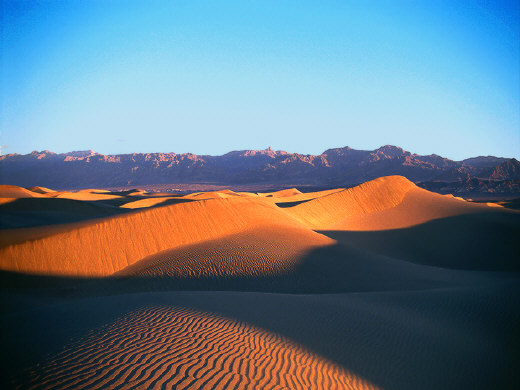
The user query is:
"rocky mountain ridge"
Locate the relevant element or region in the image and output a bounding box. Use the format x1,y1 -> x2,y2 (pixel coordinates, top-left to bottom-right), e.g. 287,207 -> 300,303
1,145 -> 519,195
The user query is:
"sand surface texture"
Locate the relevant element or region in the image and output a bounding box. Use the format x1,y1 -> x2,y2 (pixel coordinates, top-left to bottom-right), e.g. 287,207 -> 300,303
1,176 -> 519,389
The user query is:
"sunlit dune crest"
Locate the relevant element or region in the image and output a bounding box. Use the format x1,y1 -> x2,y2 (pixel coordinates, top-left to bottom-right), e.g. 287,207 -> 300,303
53,191 -> 124,201
120,196 -> 185,209
0,195 -> 306,276
259,188 -> 302,198
16,306 -> 378,390
283,176 -> 418,229
1,175 -> 519,390
0,185 -> 45,198
329,185 -> 492,231
0,175 -> 516,277
184,189 -> 242,200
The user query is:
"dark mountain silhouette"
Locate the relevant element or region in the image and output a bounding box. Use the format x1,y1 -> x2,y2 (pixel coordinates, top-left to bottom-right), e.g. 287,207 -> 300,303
1,146 -> 519,195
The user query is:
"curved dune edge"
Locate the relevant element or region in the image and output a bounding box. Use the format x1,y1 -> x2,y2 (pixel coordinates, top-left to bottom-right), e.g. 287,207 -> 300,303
0,185 -> 45,198
184,190 -> 242,200
1,176 -> 508,276
53,191 -> 124,201
283,176 -> 417,229
262,188 -> 302,198
27,186 -> 56,194
266,188 -> 346,205
0,197 -> 307,276
329,186 -> 493,231
117,225 -> 335,279
15,305 -> 378,390
120,196 -> 186,209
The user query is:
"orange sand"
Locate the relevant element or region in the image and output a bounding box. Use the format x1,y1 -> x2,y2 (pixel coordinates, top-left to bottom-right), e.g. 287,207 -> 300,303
1,176 -> 518,390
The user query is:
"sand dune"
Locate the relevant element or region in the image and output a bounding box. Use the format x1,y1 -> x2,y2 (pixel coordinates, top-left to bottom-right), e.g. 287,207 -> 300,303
109,225 -> 487,295
0,185 -> 44,198
1,175 -> 518,390
118,225 -> 334,280
268,188 -> 302,197
281,176 -> 417,229
120,196 -> 194,209
184,190 -> 242,200
53,190 -> 124,201
322,211 -> 520,271
0,197 -> 123,229
1,176 -> 517,276
3,287 -> 518,390
329,185 -> 497,231
0,196 -> 305,276
283,176 -> 500,230
259,188 -> 344,204
12,305 -> 376,390
26,186 -> 56,194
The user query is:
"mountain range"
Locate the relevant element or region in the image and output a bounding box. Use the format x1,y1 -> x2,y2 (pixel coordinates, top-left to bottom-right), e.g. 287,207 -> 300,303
1,145 -> 519,196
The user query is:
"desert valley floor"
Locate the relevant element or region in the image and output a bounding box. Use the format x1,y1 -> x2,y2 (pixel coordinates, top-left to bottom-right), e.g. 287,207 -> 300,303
0,176 -> 519,389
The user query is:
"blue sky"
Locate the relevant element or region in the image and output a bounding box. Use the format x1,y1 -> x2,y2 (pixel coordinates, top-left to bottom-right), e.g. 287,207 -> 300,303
2,0 -> 519,160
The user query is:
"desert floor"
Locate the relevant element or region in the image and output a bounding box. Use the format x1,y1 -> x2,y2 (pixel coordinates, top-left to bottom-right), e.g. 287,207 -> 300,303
1,176 -> 519,389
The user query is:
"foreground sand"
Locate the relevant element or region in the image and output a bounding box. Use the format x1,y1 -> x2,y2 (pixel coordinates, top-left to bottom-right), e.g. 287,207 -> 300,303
1,177 -> 519,389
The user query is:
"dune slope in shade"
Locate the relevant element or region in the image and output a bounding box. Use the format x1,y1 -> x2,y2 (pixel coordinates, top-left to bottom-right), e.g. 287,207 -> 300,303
16,305 -> 377,390
0,197 -> 124,229
26,186 -> 56,194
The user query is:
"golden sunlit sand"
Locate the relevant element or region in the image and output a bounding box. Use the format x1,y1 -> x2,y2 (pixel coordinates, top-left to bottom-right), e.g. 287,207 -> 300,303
1,176 -> 519,389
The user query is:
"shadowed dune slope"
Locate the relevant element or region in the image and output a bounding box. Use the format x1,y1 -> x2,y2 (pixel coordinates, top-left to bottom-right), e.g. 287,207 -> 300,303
26,186 -> 55,194
0,197 -> 123,229
321,211 -> 520,271
271,188 -> 302,197
0,197 -> 307,276
12,305 -> 377,390
260,188 -> 344,204
120,196 -> 194,209
3,287 -> 518,390
109,225 -> 483,294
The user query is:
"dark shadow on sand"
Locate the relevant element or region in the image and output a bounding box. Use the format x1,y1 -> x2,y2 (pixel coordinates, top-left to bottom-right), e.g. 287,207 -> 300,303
318,212 -> 520,272
275,198 -> 313,208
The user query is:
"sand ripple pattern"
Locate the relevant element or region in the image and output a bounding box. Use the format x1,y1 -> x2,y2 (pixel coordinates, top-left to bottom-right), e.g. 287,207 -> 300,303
118,225 -> 333,280
18,306 -> 377,390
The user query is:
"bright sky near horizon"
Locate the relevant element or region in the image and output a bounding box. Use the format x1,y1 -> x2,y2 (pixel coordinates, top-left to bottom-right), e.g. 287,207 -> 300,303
1,1 -> 519,160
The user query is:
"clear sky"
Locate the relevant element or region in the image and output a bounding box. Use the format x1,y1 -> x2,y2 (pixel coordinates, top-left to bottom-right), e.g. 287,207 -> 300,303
1,0 -> 519,160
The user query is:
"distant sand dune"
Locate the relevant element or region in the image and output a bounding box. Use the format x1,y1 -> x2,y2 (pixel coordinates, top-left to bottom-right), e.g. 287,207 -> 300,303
284,176 -> 417,229
1,176 -> 517,276
26,186 -> 56,194
1,175 -> 519,390
120,196 -> 194,209
263,188 -> 345,206
0,185 -> 44,198
330,186 -> 495,231
53,191 -> 123,201
185,190 -> 242,200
